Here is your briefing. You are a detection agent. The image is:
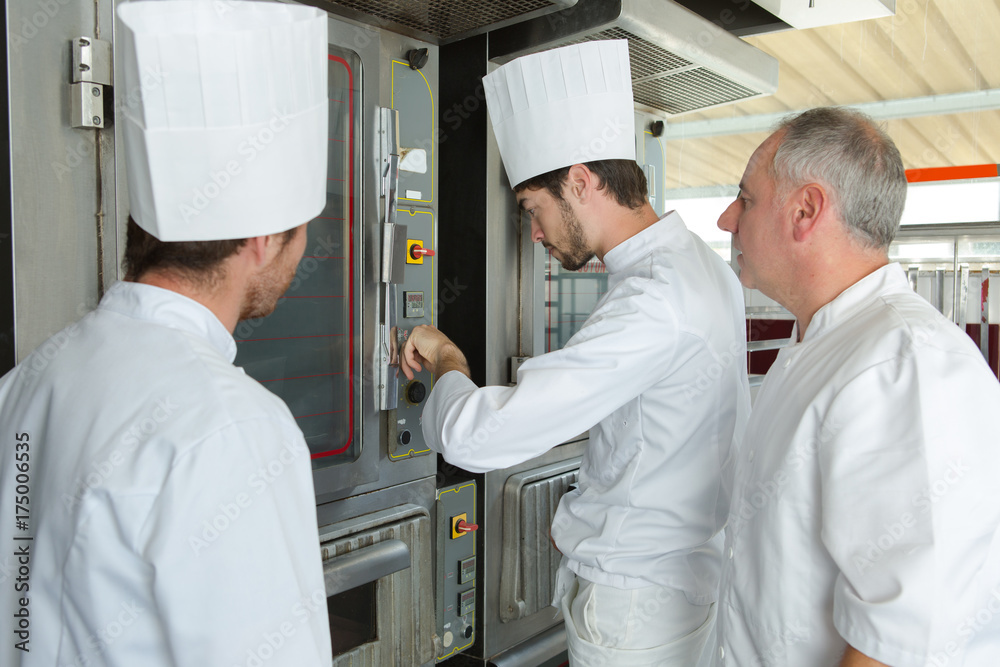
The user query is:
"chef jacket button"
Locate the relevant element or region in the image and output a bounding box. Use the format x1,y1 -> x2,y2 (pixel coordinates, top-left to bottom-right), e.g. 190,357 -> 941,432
719,646 -> 726,660
728,547 -> 733,559
783,358 -> 791,368
748,450 -> 754,462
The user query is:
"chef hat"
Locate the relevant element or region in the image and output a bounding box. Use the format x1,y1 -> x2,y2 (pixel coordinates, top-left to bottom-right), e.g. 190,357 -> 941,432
117,1 -> 328,241
483,40 -> 636,188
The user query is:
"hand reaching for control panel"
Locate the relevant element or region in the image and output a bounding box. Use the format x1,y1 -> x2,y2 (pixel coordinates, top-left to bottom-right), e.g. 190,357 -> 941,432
399,325 -> 472,381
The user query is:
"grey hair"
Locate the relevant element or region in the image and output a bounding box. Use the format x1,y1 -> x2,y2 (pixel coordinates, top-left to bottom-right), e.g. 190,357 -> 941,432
771,107 -> 907,251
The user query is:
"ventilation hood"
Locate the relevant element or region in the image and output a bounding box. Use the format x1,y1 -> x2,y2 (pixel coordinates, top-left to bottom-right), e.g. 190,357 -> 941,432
487,0 -> 780,117
750,0 -> 895,30
310,0 -> 579,44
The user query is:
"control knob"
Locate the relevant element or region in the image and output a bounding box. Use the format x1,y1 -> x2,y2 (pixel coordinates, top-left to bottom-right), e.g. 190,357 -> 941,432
406,381 -> 427,404
409,244 -> 435,260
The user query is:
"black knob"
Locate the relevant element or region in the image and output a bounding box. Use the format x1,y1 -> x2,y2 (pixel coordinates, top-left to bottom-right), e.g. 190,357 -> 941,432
463,624 -> 473,639
407,48 -> 429,71
406,381 -> 427,404
649,120 -> 665,137
398,430 -> 412,446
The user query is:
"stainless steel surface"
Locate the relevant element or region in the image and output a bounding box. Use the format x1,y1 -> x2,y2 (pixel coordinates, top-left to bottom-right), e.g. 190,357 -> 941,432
958,264 -> 970,329
320,502 -> 435,667
9,0 -> 119,360
933,268 -> 946,314
323,538 -> 411,595
70,80 -> 106,129
908,265 -> 919,292
499,458 -> 581,623
489,624 -> 568,667
72,35 -> 112,85
749,374 -> 765,388
303,0 -> 578,44
488,0 -> 780,116
71,36 -> 111,128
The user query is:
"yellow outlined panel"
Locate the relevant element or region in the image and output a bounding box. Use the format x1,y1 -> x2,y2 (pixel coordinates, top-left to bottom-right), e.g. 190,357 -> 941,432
391,60 -> 435,205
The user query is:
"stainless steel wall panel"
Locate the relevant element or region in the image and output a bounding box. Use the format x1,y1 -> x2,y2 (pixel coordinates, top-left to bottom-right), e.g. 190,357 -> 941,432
499,458 -> 581,623
8,0 -> 118,360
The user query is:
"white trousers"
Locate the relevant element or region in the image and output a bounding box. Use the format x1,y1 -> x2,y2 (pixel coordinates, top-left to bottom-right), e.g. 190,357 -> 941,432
559,570 -> 716,667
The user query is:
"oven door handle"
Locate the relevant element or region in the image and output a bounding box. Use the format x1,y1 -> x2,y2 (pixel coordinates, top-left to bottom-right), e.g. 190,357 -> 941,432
323,538 -> 411,596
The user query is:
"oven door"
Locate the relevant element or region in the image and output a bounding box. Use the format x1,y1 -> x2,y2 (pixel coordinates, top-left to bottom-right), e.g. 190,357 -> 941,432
233,23 -> 381,501
320,503 -> 435,665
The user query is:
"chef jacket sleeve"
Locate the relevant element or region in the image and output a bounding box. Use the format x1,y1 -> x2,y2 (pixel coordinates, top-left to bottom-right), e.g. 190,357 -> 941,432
817,344 -> 1000,667
137,417 -> 331,667
422,275 -> 679,473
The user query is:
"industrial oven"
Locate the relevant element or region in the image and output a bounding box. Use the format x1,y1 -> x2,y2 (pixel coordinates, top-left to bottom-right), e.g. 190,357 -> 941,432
3,0 -> 783,665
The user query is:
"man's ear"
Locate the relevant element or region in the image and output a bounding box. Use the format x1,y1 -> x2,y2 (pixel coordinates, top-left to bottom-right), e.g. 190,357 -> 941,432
564,163 -> 594,204
790,183 -> 829,243
241,235 -> 272,267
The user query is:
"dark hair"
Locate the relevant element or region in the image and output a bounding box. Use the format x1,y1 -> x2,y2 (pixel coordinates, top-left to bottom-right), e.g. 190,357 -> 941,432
514,159 -> 648,210
123,217 -> 297,286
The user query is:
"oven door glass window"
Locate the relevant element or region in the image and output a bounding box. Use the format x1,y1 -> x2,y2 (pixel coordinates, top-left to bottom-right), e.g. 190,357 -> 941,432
234,46 -> 362,468
544,251 -> 609,352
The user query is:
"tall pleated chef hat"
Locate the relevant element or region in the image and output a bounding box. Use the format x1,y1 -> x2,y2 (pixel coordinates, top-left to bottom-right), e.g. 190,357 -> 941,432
116,1 -> 328,241
483,40 -> 636,188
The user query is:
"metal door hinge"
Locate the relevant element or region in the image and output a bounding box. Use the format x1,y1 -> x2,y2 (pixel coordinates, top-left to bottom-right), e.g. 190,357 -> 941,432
70,37 -> 112,129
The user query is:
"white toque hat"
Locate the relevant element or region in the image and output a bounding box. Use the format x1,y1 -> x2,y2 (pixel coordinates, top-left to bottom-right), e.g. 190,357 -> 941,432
117,1 -> 328,241
483,40 -> 636,188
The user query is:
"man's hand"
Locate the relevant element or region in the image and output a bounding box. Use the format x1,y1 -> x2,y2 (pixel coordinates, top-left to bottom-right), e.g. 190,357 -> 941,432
399,325 -> 472,381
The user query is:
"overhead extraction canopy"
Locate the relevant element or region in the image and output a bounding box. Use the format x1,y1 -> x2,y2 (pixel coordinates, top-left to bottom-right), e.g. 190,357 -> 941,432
750,0 -> 895,30
487,0 -> 781,117
308,0 -> 579,44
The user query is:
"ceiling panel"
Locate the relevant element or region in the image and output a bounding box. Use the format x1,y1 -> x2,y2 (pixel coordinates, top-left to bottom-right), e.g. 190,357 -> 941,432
663,0 -> 1000,190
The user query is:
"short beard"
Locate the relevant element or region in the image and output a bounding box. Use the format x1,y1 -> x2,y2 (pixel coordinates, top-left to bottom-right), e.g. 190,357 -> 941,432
555,198 -> 594,271
239,240 -> 299,321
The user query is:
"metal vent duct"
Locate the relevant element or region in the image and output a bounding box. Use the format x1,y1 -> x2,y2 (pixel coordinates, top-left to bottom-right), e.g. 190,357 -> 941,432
313,0 -> 578,44
488,0 -> 780,116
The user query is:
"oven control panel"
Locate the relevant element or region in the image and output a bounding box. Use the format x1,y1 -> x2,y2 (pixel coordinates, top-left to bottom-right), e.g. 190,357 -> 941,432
435,481 -> 477,661
385,51 -> 438,462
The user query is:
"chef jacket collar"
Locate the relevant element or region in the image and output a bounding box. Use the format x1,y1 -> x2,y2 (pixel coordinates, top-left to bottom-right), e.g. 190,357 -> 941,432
795,262 -> 907,344
98,281 -> 238,362
602,211 -> 687,274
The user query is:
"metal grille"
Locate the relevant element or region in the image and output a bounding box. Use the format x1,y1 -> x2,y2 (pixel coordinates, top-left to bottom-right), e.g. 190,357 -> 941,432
633,69 -> 760,115
322,507 -> 434,667
556,28 -> 759,114
499,461 -> 580,623
565,28 -> 692,80
327,0 -> 569,40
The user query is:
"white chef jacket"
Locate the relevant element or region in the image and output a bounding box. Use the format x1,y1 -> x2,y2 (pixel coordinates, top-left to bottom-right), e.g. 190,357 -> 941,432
715,263 -> 1000,667
0,282 -> 332,667
424,212 -> 750,603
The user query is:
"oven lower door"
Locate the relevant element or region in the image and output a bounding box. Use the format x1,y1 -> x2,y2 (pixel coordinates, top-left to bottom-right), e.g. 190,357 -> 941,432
321,503 -> 434,666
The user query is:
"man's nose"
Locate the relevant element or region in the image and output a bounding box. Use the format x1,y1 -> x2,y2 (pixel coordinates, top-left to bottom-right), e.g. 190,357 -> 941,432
531,217 -> 544,243
718,200 -> 739,233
